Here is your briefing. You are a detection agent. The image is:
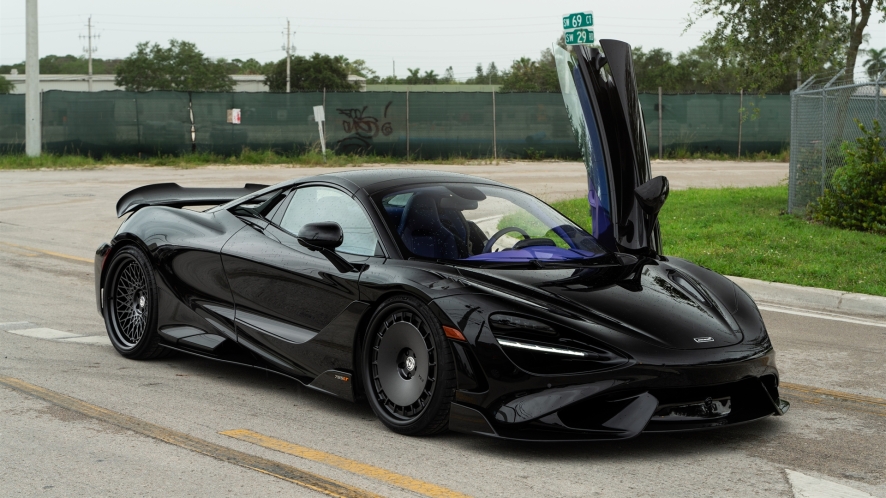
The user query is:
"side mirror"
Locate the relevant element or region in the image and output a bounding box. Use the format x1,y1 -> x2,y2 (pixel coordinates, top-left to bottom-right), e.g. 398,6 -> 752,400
634,176 -> 669,255
296,222 -> 357,273
297,222 -> 343,251
634,176 -> 669,217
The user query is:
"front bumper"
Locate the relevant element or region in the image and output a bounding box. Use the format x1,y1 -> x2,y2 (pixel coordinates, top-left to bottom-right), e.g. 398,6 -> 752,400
448,349 -> 788,442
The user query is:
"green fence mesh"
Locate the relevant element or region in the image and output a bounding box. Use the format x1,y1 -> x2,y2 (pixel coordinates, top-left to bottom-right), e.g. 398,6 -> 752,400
0,90 -> 791,158
0,94 -> 25,153
41,91 -> 192,155
643,93 -> 792,156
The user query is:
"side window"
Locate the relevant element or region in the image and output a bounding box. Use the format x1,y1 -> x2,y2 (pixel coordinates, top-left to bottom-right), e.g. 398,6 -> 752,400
279,186 -> 380,256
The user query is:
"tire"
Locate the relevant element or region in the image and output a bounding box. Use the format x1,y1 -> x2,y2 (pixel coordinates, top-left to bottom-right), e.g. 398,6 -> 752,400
361,295 -> 456,436
102,245 -> 167,359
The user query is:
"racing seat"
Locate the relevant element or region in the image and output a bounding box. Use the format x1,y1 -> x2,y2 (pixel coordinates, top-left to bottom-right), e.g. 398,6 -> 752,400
398,194 -> 459,259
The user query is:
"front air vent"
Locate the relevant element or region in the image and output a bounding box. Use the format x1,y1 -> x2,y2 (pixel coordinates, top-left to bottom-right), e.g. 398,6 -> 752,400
489,314 -> 556,336
669,270 -> 712,307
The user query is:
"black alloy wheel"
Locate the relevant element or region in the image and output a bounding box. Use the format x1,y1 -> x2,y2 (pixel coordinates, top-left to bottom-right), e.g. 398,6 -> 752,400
103,246 -> 167,359
362,295 -> 456,436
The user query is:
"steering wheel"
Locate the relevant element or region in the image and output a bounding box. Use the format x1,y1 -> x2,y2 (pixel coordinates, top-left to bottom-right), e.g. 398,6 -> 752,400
482,227 -> 530,253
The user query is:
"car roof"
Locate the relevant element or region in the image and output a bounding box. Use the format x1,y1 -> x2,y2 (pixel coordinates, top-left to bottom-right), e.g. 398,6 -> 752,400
294,169 -> 509,195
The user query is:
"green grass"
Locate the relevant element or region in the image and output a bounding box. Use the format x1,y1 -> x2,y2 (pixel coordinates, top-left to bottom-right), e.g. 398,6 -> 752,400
0,149 -> 504,170
661,146 -> 790,162
549,186 -> 886,296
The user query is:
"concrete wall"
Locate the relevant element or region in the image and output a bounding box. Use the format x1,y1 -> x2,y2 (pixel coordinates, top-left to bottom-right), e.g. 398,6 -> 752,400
365,84 -> 501,92
4,74 -> 269,93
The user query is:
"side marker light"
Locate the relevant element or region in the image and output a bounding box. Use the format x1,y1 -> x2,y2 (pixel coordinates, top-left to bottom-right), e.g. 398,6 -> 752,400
442,326 -> 466,341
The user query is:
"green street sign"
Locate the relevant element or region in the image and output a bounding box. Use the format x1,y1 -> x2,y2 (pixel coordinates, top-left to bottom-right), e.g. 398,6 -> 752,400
562,11 -> 593,30
564,28 -> 594,46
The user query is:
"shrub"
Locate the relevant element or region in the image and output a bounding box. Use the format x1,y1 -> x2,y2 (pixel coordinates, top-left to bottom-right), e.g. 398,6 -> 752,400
523,147 -> 546,160
811,119 -> 886,234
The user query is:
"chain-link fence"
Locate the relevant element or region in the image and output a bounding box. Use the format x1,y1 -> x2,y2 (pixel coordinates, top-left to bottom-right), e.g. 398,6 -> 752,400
788,71 -> 886,214
1,90 -> 791,159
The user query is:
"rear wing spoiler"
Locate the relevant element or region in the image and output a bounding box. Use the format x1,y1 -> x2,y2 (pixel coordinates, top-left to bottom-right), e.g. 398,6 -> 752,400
116,182 -> 269,217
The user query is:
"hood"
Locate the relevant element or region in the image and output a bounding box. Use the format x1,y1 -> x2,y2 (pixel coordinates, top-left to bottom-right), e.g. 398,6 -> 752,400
458,260 -> 743,351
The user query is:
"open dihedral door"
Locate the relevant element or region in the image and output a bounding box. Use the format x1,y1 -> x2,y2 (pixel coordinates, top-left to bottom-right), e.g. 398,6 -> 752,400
554,40 -> 666,255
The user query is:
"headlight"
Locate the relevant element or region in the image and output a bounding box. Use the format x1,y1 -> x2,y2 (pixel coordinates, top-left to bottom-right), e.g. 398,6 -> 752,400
496,339 -> 589,357
488,313 -> 629,374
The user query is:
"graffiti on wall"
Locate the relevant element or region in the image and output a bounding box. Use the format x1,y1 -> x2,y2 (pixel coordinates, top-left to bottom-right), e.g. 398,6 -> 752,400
335,101 -> 394,152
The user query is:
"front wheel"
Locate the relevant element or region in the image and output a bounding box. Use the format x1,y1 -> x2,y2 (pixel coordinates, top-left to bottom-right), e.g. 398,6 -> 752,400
361,295 -> 456,436
102,245 -> 167,359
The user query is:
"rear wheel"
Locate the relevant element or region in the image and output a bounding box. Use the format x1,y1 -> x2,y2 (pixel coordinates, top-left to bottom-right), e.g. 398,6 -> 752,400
362,295 -> 456,436
103,246 -> 167,359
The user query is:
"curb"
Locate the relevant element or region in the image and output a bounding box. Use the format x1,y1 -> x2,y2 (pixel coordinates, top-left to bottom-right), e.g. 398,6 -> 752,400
727,276 -> 886,321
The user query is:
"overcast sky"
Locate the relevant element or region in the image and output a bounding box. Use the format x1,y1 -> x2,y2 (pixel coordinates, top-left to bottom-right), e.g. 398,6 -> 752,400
1,0 -> 884,80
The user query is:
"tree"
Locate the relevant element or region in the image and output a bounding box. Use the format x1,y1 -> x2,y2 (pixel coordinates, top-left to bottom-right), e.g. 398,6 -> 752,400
265,53 -> 356,92
863,48 -> 886,80
115,40 -> 233,92
0,54 -> 123,75
632,47 -> 681,92
466,62 -> 503,85
689,0 -> 885,92
500,50 -> 560,92
0,75 -> 14,94
441,66 -> 456,84
343,59 -> 377,80
228,58 -> 266,75
403,68 -> 439,84
405,68 -> 422,84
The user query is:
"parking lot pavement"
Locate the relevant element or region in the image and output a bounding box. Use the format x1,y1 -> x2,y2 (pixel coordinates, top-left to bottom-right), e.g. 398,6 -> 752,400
5,162 -> 885,498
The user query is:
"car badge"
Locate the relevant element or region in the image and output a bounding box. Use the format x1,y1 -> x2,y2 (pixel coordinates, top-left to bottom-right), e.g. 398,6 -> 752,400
694,337 -> 714,343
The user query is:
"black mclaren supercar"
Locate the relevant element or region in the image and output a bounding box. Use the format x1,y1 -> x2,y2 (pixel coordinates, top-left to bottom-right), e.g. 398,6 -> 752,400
95,40 -> 788,441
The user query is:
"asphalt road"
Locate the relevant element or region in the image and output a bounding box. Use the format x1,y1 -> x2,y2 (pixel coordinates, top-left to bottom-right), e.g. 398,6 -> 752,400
2,162 -> 885,498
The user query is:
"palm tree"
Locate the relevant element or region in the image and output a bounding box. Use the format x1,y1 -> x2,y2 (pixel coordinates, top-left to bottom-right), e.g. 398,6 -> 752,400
862,48 -> 886,81
406,68 -> 422,85
421,70 -> 439,84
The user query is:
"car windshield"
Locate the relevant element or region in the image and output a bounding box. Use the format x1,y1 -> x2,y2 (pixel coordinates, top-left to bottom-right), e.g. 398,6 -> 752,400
374,184 -> 607,266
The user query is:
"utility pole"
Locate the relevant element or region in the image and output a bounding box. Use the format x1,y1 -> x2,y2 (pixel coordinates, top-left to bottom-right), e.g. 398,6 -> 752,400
25,0 -> 40,157
81,16 -> 98,92
285,19 -> 291,93
88,17 -> 93,92
283,19 -> 294,93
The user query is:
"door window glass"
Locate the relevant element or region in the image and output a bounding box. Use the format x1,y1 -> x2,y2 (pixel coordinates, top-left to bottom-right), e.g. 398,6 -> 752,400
279,186 -> 379,256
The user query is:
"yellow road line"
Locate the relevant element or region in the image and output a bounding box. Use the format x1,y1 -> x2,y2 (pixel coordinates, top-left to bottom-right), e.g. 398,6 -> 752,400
222,429 -> 471,498
781,382 -> 886,407
787,391 -> 886,418
0,241 -> 92,263
0,376 -> 379,498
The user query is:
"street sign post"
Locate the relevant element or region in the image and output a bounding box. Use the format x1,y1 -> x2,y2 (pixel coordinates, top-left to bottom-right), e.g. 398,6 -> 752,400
313,105 -> 327,162
562,11 -> 595,46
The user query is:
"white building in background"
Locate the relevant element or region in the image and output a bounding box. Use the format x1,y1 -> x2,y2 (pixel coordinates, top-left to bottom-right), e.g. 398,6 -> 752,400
347,74 -> 367,91
3,74 -> 270,93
